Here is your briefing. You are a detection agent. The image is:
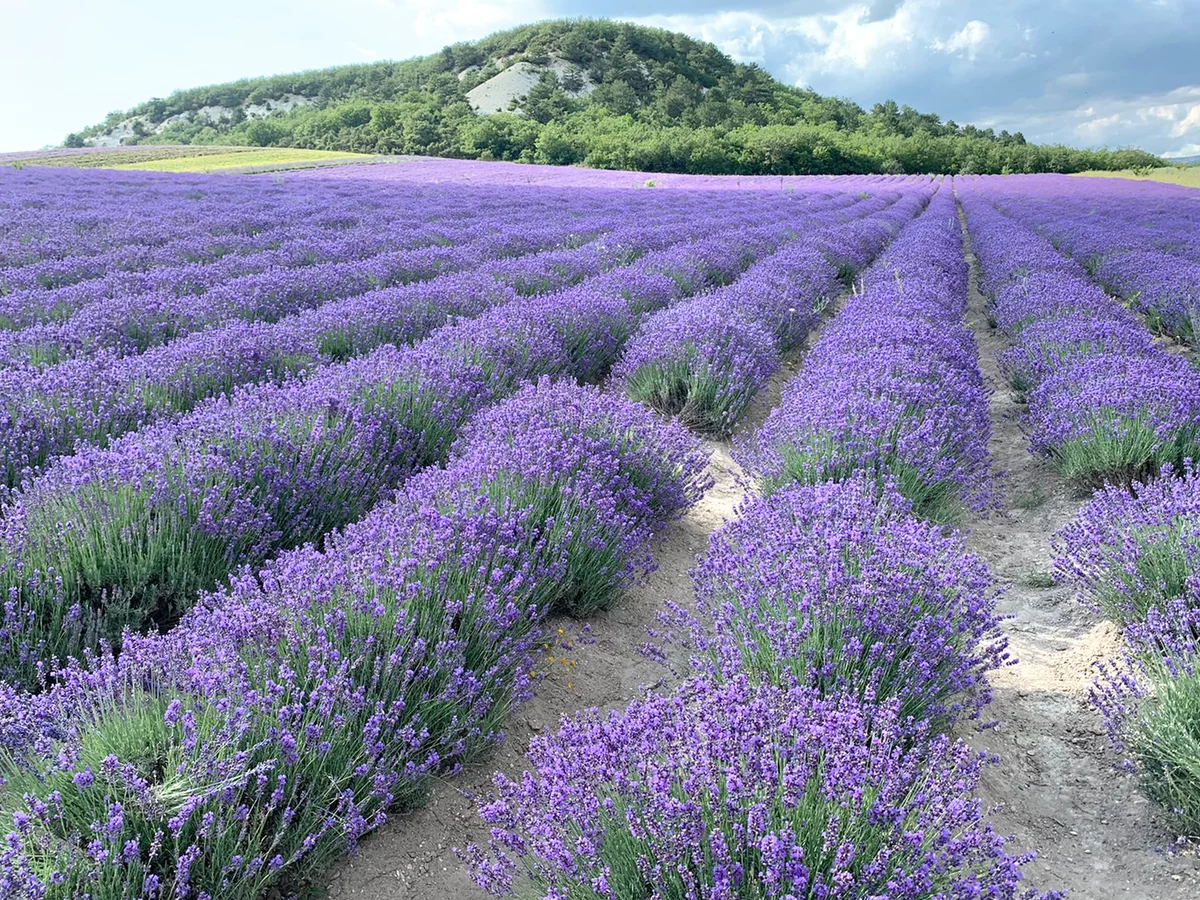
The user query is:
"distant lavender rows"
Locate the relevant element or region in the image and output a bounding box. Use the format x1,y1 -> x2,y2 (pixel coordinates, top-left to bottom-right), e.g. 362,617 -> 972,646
973,174 -> 1199,340
0,165 -> 889,370
0,185 -> 909,489
960,177 -> 1200,489
289,154 -> 934,191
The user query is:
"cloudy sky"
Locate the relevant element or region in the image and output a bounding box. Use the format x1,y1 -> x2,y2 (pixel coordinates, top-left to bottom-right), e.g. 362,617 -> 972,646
2,0 -> 1198,156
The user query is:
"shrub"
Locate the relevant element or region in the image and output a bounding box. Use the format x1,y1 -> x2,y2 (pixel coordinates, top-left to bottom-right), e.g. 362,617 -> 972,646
464,678 -> 1052,900
1054,465 -> 1200,622
1092,600 -> 1200,836
1028,356 -> 1200,491
618,297 -> 778,436
679,478 -> 1007,727
0,382 -> 709,899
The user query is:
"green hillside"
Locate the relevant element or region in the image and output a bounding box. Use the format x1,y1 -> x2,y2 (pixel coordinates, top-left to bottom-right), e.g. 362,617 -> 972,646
70,19 -> 1163,176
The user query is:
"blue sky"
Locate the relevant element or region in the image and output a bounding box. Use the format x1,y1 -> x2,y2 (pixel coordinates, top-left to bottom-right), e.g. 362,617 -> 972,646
2,0 -> 1199,156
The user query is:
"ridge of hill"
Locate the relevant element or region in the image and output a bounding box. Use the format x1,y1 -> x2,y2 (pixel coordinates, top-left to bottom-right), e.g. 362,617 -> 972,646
69,19 -> 1163,175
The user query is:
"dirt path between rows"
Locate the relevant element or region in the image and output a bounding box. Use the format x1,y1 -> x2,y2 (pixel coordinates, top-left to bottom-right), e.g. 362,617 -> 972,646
956,204 -> 1199,899
324,344 -> 805,900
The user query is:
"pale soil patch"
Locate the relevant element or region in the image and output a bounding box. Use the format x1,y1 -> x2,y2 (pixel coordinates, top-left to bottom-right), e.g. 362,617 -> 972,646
957,210 -> 1200,899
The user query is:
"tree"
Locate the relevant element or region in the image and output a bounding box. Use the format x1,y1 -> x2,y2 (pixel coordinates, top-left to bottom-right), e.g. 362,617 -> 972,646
656,75 -> 701,121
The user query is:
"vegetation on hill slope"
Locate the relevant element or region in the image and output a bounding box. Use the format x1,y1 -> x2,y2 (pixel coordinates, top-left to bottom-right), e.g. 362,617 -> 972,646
70,19 -> 1163,176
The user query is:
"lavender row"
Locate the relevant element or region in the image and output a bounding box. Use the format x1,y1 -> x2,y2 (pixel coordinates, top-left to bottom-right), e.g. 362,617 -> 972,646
742,184 -> 992,522
959,178 -> 1200,490
0,214 -> 547,332
614,190 -> 932,435
0,380 -> 711,899
1055,469 -> 1200,835
0,212 -> 628,367
0,219 -> 801,685
0,220 -> 459,305
467,477 -> 1034,900
1051,421 -> 1200,837
981,176 -> 1199,341
0,205 -> 800,488
0,174 -> 499,290
464,193 -> 1044,896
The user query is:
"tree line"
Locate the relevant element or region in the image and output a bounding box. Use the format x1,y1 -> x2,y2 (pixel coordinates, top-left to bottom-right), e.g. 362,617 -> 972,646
67,20 -> 1165,176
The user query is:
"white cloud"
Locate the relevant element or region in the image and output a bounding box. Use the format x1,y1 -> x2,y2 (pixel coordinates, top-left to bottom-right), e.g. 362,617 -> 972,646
811,5 -> 919,71
635,1 -> 1199,156
636,2 -> 979,87
1164,142 -> 1200,158
1172,103 -> 1200,136
1078,112 -> 1120,137
975,84 -> 1200,155
933,19 -> 990,61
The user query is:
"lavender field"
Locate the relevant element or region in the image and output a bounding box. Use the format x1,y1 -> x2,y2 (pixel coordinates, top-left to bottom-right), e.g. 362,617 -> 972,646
0,160 -> 1197,900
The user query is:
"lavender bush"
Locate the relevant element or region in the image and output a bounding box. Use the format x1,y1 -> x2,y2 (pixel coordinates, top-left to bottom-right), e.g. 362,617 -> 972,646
464,677 -> 1052,900
617,296 -> 779,435
615,238 -> 848,436
0,382 -> 709,899
1054,465 -> 1200,622
681,478 -> 1008,727
1091,600 -> 1200,836
1027,354 -> 1200,489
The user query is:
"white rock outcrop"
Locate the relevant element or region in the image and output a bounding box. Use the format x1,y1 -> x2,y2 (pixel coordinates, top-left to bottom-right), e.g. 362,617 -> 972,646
465,58 -> 595,116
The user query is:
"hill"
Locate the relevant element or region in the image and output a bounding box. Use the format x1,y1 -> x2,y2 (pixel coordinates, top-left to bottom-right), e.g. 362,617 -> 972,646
68,19 -> 1163,176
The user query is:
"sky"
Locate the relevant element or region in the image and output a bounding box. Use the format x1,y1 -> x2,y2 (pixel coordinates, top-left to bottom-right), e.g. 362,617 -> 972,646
2,0 -> 1199,156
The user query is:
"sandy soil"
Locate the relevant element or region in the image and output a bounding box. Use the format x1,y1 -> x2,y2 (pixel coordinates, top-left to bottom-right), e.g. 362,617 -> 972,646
325,347 -> 803,900
957,210 -> 1200,899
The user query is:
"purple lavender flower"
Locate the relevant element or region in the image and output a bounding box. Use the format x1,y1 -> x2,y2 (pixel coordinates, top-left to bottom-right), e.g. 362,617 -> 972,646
1054,464 -> 1200,622
0,381 -> 710,899
1090,599 -> 1200,835
684,477 -> 1008,726
464,677 -> 1053,900
616,295 -> 780,435
1027,354 -> 1200,489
